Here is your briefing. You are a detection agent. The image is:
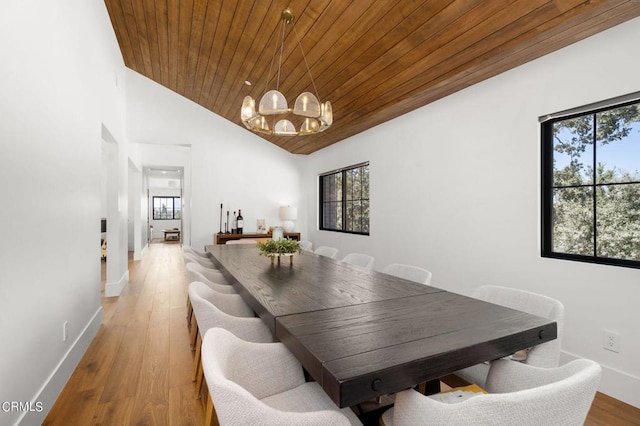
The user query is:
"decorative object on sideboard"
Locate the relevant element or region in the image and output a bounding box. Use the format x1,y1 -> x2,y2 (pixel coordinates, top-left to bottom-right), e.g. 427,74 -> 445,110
237,209 -> 244,234
257,219 -> 266,233
257,239 -> 302,266
272,226 -> 285,241
240,9 -> 332,137
218,203 -> 223,234
232,211 -> 237,234
280,206 -> 298,232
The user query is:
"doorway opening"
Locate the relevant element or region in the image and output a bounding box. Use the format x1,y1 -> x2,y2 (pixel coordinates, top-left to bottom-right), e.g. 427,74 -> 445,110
146,166 -> 184,245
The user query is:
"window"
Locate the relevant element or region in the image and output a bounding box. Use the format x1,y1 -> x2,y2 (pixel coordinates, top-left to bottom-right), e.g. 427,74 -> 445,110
541,94 -> 640,268
320,162 -> 369,234
153,196 -> 181,220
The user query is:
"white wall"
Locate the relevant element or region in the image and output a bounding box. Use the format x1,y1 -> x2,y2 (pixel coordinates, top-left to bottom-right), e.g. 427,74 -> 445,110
303,17 -> 640,407
0,1 -> 126,425
102,124 -> 130,297
126,70 -> 307,252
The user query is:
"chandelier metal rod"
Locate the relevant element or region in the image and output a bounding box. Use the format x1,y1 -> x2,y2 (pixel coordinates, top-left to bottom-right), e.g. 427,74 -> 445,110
293,25 -> 320,101
275,14 -> 288,91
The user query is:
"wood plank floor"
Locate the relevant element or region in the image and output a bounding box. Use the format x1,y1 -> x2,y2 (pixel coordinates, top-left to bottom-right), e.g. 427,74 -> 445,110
44,242 -> 203,425
43,242 -> 640,425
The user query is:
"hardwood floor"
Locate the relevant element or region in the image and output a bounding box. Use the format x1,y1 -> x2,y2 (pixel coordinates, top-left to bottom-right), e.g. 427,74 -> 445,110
44,243 -> 640,425
44,242 -> 203,425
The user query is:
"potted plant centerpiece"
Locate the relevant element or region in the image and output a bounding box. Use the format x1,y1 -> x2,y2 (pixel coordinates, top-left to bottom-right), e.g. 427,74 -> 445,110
257,238 -> 303,266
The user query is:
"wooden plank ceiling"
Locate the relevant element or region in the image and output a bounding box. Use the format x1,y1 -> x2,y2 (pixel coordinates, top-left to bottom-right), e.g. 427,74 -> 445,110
104,0 -> 640,155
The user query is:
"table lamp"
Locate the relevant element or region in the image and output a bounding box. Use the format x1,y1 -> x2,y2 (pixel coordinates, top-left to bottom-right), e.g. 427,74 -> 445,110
279,206 -> 298,233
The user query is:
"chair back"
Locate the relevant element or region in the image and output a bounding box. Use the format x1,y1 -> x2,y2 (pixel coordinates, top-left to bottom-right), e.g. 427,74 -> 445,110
189,281 -> 255,318
183,251 -> 216,268
188,283 -> 271,342
314,246 -> 339,259
187,268 -> 236,294
298,240 -> 313,251
391,359 -> 601,426
201,328 -> 354,426
186,262 -> 229,285
226,239 -> 258,245
184,246 -> 208,258
342,253 -> 375,269
473,285 -> 564,367
383,263 -> 432,285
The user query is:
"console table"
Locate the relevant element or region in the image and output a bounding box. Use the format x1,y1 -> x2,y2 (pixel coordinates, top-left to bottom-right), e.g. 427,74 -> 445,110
163,228 -> 181,241
214,232 -> 300,245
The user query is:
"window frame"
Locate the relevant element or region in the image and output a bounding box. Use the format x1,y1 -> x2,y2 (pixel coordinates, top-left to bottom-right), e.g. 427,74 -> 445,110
152,196 -> 181,220
541,94 -> 640,269
319,162 -> 369,235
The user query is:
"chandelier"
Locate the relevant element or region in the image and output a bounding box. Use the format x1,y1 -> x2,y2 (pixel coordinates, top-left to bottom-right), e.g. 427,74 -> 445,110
240,9 -> 332,136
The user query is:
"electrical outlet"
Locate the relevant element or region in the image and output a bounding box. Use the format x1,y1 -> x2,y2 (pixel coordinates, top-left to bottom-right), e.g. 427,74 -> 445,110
63,321 -> 68,342
603,330 -> 620,353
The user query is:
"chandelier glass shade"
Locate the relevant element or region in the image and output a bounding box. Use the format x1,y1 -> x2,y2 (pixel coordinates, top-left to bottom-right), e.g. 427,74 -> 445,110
240,9 -> 332,137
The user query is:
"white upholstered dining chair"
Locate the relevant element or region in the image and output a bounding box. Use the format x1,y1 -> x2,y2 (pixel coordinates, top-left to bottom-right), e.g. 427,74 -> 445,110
383,263 -> 432,285
298,240 -> 313,252
185,262 -> 232,330
225,239 -> 258,245
342,253 -> 375,269
314,246 -> 339,259
453,285 -> 565,388
183,246 -> 209,259
186,265 -> 236,294
189,281 -> 272,399
183,251 -> 218,269
201,327 -> 362,426
382,358 -> 600,426
185,262 -> 230,285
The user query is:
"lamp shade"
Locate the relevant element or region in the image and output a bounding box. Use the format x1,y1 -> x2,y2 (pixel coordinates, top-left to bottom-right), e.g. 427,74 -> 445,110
300,118 -> 319,133
279,206 -> 298,221
248,115 -> 270,133
320,101 -> 333,126
259,90 -> 288,115
241,96 -> 257,121
274,119 -> 296,136
293,92 -> 321,117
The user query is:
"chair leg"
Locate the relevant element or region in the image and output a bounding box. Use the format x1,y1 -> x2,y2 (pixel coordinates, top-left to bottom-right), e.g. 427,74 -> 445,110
193,332 -> 202,381
204,393 -> 219,426
194,359 -> 204,399
422,379 -> 441,395
190,318 -> 199,351
186,297 -> 193,330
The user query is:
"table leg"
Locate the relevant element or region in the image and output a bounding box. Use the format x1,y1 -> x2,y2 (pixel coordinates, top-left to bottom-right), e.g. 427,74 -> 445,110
422,379 -> 440,395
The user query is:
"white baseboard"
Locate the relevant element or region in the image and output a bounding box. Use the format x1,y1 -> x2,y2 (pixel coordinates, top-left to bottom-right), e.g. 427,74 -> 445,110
561,350 -> 640,408
133,242 -> 148,260
18,307 -> 103,426
104,269 -> 129,297
133,249 -> 142,260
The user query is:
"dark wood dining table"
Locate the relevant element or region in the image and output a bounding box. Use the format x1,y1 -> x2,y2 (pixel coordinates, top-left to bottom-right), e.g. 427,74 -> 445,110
205,244 -> 557,408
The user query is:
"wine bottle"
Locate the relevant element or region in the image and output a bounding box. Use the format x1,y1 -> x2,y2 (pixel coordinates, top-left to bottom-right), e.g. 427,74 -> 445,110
237,209 -> 244,234
232,211 -> 237,234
